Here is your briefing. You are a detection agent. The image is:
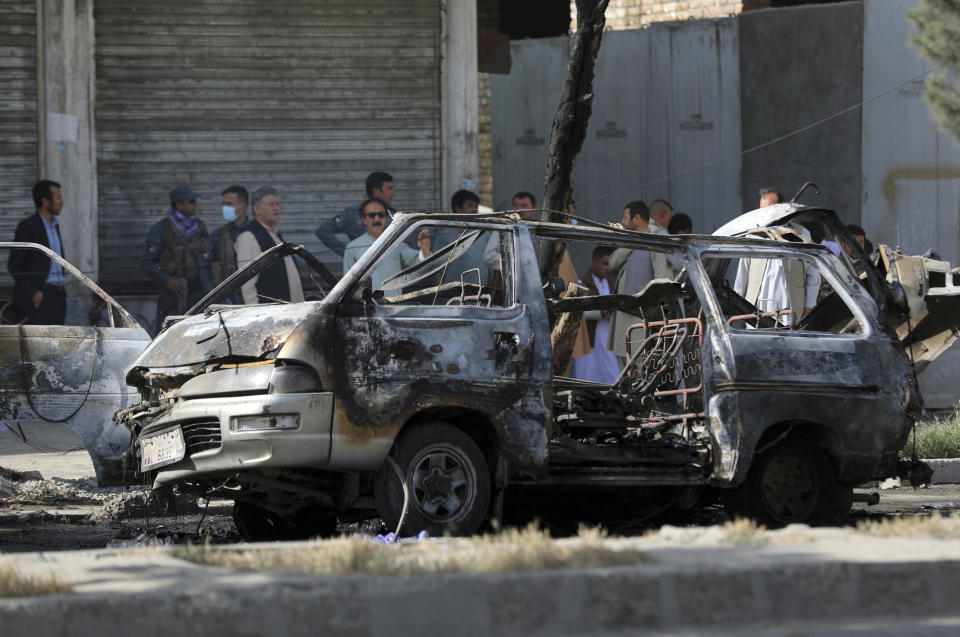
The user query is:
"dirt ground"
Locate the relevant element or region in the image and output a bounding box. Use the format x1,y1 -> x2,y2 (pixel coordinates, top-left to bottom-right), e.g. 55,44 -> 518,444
3,422 -> 959,553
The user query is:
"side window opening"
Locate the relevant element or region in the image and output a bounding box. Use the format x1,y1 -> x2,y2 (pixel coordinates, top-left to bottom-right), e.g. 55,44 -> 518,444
363,223 -> 512,308
704,253 -> 864,335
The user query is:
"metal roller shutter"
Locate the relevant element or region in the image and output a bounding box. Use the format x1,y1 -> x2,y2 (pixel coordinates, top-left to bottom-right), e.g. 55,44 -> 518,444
94,0 -> 441,288
0,0 -> 38,286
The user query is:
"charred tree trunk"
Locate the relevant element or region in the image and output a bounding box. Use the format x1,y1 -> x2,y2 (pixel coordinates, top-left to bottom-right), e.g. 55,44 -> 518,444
539,0 -> 610,277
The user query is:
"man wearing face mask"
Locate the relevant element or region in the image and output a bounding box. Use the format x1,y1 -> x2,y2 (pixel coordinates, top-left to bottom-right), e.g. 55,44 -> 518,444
201,185 -> 250,299
143,185 -> 210,330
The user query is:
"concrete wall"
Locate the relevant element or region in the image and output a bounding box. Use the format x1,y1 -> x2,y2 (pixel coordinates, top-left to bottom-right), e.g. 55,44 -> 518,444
739,2 -> 863,220
863,0 -> 960,410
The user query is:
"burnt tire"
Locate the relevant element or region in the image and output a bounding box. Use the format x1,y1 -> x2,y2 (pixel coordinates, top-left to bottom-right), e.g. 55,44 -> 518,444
724,437 -> 837,528
233,501 -> 337,542
375,421 -> 491,537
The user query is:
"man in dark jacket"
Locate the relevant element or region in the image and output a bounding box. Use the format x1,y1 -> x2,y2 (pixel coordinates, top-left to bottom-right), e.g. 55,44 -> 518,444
142,185 -> 209,331
7,180 -> 68,325
235,186 -> 304,304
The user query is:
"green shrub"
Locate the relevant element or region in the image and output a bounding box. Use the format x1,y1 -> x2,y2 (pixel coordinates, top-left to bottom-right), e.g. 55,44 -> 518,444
901,410 -> 960,459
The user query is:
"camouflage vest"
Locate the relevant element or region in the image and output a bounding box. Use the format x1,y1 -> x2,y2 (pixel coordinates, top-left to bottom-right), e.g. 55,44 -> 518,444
210,223 -> 237,285
157,218 -> 206,282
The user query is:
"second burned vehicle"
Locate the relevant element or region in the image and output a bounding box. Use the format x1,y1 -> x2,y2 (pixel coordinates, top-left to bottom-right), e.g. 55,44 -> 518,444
116,207 -> 960,538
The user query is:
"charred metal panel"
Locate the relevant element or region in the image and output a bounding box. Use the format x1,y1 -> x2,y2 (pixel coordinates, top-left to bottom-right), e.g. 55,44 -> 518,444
329,224 -> 552,475
127,302 -> 321,382
0,325 -> 149,485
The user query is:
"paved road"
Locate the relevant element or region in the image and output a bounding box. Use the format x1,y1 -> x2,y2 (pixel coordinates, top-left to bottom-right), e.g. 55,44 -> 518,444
3,422 -> 960,552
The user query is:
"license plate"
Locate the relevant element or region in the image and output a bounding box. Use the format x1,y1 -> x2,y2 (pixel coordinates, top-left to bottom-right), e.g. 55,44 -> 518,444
140,426 -> 186,471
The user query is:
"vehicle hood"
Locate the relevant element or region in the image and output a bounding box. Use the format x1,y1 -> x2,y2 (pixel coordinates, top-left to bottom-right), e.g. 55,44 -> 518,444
125,302 -> 320,386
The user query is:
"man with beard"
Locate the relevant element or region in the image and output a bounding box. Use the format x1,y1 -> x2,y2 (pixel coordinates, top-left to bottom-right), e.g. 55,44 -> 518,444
342,198 -> 430,295
143,185 -> 209,330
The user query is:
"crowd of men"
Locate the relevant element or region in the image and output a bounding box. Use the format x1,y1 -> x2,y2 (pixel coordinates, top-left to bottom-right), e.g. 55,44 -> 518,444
5,177 -> 872,385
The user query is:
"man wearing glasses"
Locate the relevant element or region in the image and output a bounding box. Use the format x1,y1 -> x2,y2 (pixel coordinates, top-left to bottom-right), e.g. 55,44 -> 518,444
142,185 -> 210,331
342,198 -> 430,293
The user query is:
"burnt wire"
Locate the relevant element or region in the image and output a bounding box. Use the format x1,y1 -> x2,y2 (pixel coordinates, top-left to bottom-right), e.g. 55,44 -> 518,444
17,320 -> 98,425
386,455 -> 410,539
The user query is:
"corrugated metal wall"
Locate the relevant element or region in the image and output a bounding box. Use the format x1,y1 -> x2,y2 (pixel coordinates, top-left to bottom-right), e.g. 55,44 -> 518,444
0,0 -> 38,287
94,0 -> 442,286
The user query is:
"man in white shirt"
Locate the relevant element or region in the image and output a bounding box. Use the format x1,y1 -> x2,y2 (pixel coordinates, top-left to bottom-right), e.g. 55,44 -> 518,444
235,186 -> 305,305
732,225 -> 821,326
483,191 -> 536,271
571,246 -> 620,384
343,198 -> 430,294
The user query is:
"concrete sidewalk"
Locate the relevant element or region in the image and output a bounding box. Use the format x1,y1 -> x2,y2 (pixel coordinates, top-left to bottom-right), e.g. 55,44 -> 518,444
3,525 -> 960,636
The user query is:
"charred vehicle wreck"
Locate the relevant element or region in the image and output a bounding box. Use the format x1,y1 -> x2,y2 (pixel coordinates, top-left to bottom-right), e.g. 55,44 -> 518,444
1,242 -> 150,485
116,208 -> 960,538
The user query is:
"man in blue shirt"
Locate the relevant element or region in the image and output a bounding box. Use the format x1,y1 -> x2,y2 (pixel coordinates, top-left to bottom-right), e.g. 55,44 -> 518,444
316,171 -> 396,258
7,180 -> 67,325
343,198 -> 430,296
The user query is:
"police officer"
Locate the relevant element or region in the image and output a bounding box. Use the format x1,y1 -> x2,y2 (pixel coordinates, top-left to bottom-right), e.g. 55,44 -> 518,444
315,171 -> 396,258
143,185 -> 210,332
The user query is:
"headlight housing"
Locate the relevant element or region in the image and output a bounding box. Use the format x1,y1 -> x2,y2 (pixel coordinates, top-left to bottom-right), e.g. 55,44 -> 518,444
268,365 -> 321,394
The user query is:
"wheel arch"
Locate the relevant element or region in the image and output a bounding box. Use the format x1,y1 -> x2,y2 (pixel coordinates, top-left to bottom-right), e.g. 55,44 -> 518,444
402,406 -> 501,480
755,420 -> 844,479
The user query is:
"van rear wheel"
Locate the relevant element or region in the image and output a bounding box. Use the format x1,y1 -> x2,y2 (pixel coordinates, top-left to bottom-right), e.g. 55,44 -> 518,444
725,437 -> 837,528
375,421 -> 491,537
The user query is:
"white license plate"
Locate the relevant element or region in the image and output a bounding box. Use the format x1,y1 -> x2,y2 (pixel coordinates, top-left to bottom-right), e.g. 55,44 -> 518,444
140,426 -> 186,471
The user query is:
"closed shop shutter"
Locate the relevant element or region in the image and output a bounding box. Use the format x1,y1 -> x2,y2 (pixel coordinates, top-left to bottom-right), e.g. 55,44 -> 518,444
0,0 -> 38,280
94,0 -> 441,289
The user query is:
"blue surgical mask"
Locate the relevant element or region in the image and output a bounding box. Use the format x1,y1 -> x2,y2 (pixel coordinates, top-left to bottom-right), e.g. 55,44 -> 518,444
222,205 -> 237,222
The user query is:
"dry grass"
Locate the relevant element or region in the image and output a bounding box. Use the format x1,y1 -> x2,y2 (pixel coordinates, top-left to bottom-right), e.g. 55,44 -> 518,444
174,524 -> 651,576
0,563 -> 72,598
718,517 -> 769,546
857,512 -> 960,539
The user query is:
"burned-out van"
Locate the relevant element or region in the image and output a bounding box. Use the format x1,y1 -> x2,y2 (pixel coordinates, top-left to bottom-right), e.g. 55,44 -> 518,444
117,209 -> 957,538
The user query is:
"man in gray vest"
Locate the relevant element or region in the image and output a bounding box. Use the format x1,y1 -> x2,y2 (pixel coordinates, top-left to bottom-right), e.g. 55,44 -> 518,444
143,185 -> 210,330
235,186 -> 304,304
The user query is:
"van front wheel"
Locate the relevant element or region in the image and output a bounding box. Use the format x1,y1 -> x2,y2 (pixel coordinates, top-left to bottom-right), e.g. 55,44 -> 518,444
375,421 -> 491,537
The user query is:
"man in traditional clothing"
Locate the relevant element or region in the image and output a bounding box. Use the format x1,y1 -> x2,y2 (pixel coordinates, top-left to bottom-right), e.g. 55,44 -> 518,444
571,246 -> 619,383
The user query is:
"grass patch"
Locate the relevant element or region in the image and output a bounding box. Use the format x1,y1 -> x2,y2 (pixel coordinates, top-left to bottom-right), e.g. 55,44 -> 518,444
0,564 -> 72,598
900,410 -> 960,459
719,517 -> 770,546
173,524 -> 651,576
857,512 -> 960,539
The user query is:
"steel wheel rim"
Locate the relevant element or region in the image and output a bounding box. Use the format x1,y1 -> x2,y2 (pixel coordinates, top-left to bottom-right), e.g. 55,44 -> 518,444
760,452 -> 818,523
409,445 -> 475,523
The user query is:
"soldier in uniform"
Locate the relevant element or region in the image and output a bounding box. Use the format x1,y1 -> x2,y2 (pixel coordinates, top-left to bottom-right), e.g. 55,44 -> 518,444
143,185 -> 210,333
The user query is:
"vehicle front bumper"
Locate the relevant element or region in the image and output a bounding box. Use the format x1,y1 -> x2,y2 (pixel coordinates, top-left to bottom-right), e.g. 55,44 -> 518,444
137,392 -> 333,488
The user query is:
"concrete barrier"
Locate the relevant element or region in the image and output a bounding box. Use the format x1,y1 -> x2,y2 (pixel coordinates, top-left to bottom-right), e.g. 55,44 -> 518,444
3,528 -> 960,636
